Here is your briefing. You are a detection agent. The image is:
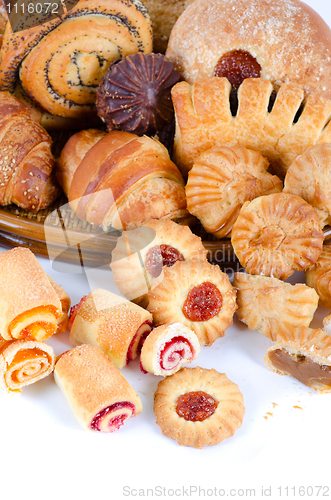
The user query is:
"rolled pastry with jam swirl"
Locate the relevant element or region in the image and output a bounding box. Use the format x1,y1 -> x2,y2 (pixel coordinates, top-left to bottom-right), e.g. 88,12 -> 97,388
48,277 -> 71,334
0,248 -> 62,341
69,289 -> 153,369
54,345 -> 142,432
140,323 -> 200,376
0,339 -> 55,393
0,0 -> 152,123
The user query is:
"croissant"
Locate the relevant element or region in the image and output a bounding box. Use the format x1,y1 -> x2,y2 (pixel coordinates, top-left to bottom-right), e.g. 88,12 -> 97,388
0,91 -> 60,211
0,0 -> 152,126
56,129 -> 189,231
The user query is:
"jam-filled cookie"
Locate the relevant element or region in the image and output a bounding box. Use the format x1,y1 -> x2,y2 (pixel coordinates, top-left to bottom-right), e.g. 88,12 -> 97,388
265,327 -> 331,393
140,322 -> 200,376
305,244 -> 331,309
231,193 -> 324,280
186,146 -> 282,238
147,260 -> 237,346
233,273 -> 319,340
154,366 -> 244,448
110,219 -> 207,307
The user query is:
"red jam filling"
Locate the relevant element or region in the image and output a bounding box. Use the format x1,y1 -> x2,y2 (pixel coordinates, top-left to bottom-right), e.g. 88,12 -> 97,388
126,320 -> 153,364
182,282 -> 223,322
160,335 -> 193,370
214,50 -> 261,88
90,401 -> 135,432
145,244 -> 185,278
176,391 -> 218,422
68,295 -> 88,331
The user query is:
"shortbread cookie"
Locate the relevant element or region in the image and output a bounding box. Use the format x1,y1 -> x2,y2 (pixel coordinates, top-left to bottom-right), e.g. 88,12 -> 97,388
305,245 -> 331,309
69,289 -> 153,369
110,219 -> 207,307
231,193 -> 324,280
284,144 -> 331,227
154,366 -> 244,448
147,260 -> 237,346
54,345 -> 142,432
140,322 -> 200,376
186,146 -> 282,238
233,273 -> 319,340
265,327 -> 331,393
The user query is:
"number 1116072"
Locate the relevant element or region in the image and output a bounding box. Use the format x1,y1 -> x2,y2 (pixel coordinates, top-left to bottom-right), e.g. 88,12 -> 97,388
277,486 -> 329,497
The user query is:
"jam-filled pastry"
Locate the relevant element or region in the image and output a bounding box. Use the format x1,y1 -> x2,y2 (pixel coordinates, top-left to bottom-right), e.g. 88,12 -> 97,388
0,339 -> 55,394
140,323 -> 200,376
0,247 -> 62,341
233,273 -> 319,341
110,219 -> 207,307
48,277 -> 71,334
69,289 -> 153,369
284,144 -> 331,227
54,345 -> 142,432
231,193 -> 324,280
186,146 -> 282,238
305,245 -> 331,310
154,366 -> 244,448
265,327 -> 331,393
147,260 -> 237,346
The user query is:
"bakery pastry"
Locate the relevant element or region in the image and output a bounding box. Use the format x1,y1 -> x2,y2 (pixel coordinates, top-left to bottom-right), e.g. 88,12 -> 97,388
284,144 -> 331,227
57,130 -> 188,231
69,289 -> 153,369
154,366 -> 244,448
265,327 -> 331,393
0,91 -> 60,211
0,339 -> 55,393
186,146 -> 282,238
147,260 -> 237,346
54,344 -> 142,432
231,193 -> 324,280
233,273 -> 319,340
110,219 -> 207,307
140,0 -> 194,53
0,0 -> 152,124
170,77 -> 331,178
305,244 -> 331,309
166,0 -> 331,97
0,1 -> 7,49
48,277 -> 71,334
0,247 -> 62,341
140,322 -> 200,376
323,314 -> 331,335
96,53 -> 181,136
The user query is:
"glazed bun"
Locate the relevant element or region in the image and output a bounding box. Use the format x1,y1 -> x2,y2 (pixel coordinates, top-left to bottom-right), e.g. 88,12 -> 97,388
166,0 -> 331,98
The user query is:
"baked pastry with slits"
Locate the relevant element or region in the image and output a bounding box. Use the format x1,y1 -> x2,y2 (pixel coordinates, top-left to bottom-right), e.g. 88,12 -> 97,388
265,327 -> 331,393
231,193 -> 324,280
305,244 -> 331,310
171,77 -> 331,178
147,260 -> 237,346
186,146 -> 282,238
284,144 -> 331,228
110,219 -> 207,307
233,273 -> 319,341
154,366 -> 244,448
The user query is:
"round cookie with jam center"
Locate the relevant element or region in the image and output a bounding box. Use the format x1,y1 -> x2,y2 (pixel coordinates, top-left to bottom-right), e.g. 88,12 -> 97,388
154,366 -> 245,448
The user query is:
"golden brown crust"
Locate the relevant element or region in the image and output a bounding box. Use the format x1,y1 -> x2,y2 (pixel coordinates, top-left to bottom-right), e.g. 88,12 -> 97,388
48,277 -> 71,334
265,327 -> 331,393
233,273 -> 319,340
54,344 -> 142,432
69,289 -> 152,369
171,77 -> 331,177
0,1 -> 7,49
0,339 -> 55,393
305,244 -> 331,309
166,0 -> 331,98
154,366 -> 244,448
110,219 -> 207,306
231,193 -> 324,280
147,260 -> 237,346
186,146 -> 282,238
0,247 -> 62,341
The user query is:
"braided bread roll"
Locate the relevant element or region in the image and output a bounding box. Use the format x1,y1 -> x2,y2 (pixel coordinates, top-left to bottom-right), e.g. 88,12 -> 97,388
57,129 -> 188,231
0,0 -> 152,124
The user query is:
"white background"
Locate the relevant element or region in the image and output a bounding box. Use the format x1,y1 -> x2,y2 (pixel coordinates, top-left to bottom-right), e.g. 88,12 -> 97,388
2,1 -> 331,499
